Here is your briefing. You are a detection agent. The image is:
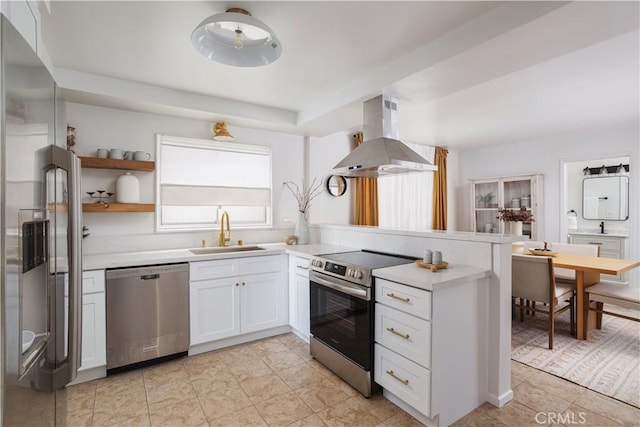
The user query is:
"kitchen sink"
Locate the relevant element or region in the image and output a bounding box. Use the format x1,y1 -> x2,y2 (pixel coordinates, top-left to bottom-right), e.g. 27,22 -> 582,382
188,245 -> 265,255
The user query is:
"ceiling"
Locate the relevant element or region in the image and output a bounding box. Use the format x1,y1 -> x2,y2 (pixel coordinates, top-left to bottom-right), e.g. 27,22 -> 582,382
40,1 -> 639,150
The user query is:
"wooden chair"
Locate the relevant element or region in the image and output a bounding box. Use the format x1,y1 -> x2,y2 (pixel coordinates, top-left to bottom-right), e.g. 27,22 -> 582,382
512,254 -> 575,349
586,282 -> 640,329
550,242 -> 600,284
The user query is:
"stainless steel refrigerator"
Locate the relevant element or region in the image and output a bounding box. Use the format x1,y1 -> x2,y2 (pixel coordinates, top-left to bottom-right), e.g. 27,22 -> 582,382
1,16 -> 83,426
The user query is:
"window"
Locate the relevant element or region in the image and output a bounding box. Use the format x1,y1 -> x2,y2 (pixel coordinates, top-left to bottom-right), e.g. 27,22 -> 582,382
156,134 -> 272,231
378,143 -> 434,230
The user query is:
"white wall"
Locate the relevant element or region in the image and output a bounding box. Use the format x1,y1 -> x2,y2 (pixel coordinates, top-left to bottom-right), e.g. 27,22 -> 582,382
457,122 -> 639,284
67,103 -> 305,253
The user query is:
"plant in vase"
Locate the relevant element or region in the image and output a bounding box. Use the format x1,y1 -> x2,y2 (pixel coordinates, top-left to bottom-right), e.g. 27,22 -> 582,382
478,192 -> 494,208
497,207 -> 534,235
284,178 -> 323,244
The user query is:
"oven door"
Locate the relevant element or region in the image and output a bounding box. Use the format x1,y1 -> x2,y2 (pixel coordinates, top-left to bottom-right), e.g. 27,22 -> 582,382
309,271 -> 373,370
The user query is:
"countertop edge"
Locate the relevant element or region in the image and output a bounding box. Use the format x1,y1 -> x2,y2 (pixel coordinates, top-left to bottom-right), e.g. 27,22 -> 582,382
373,263 -> 491,292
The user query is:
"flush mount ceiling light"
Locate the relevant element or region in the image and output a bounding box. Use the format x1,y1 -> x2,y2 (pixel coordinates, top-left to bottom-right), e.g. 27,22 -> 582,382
213,122 -> 234,142
191,7 -> 282,67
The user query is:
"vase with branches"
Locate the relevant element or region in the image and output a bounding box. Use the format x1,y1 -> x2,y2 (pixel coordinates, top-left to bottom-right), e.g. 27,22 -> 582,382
498,207 -> 533,236
284,178 -> 323,244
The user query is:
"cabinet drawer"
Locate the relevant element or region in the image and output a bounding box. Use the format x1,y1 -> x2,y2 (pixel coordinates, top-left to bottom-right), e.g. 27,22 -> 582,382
375,304 -> 431,368
190,258 -> 239,281
240,255 -> 282,275
290,256 -> 310,279
375,278 -> 431,320
83,270 -> 106,294
374,343 -> 430,417
571,236 -> 622,252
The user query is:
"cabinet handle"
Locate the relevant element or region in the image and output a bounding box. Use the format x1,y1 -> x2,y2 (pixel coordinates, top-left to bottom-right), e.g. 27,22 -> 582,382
296,265 -> 309,270
386,370 -> 409,385
386,327 -> 410,340
387,293 -> 410,303
242,282 -> 246,286
235,283 -> 239,287
588,242 -> 603,245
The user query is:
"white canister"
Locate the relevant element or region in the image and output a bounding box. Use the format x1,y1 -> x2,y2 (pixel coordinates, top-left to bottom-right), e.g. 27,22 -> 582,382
116,172 -> 139,203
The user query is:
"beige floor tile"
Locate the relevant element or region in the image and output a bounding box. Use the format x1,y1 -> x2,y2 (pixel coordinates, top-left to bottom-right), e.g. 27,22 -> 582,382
66,381 -> 97,401
143,365 -> 189,389
278,363 -> 327,390
92,389 -> 149,427
573,389 -> 640,426
276,333 -> 307,348
250,336 -> 292,357
95,370 -> 146,398
198,383 -> 253,420
561,405 -> 623,427
376,411 -> 425,427
450,410 -> 509,427
523,370 -> 586,403
307,359 -> 342,381
326,374 -> 360,397
106,413 -> 151,427
483,400 -> 546,427
183,351 -> 227,378
228,358 -> 274,382
353,394 -> 402,422
287,413 -> 328,427
513,381 -> 573,414
191,367 -> 239,396
67,389 -> 96,413
263,349 -> 307,371
148,398 -> 208,427
208,405 -> 268,427
64,409 -> 93,427
143,359 -> 186,382
217,344 -> 261,365
239,372 -> 292,403
295,377 -> 350,412
317,397 -> 382,427
146,378 -> 197,411
255,391 -> 314,426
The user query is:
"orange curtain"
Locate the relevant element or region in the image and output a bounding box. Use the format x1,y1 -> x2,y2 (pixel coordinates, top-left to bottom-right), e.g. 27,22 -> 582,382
431,147 -> 448,230
353,132 -> 379,226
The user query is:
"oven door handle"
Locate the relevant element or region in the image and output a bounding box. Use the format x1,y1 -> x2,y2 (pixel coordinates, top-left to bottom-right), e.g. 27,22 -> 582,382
310,271 -> 370,301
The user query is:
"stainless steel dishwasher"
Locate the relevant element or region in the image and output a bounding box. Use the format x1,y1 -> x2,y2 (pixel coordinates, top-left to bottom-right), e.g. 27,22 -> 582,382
106,263 -> 189,371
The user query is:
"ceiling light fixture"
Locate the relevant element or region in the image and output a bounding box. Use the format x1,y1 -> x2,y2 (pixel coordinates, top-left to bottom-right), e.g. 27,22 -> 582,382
191,7 -> 282,67
213,122 -> 234,142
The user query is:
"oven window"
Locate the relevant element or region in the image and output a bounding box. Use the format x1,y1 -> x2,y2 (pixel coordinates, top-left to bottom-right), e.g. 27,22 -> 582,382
310,279 -> 372,369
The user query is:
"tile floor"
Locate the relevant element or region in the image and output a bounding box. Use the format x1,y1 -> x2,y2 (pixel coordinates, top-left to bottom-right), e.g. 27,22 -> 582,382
66,333 -> 640,426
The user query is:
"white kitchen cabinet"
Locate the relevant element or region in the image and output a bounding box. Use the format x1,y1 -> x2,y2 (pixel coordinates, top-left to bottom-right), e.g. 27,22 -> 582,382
569,233 -> 629,283
1,0 -> 37,52
374,276 -> 486,426
189,255 -> 287,348
470,174 -> 543,240
65,269 -> 107,385
288,255 -> 310,342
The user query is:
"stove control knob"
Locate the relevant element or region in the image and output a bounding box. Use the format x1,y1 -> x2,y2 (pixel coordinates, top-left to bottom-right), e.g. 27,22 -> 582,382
354,270 -> 363,280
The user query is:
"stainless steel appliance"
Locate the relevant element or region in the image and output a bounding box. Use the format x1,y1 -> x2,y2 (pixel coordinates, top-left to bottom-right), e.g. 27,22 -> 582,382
309,250 -> 415,397
2,17 -> 83,426
106,264 -> 189,371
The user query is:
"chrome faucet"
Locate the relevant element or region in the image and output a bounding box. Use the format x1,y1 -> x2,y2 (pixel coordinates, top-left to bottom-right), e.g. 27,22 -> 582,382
219,211 -> 231,246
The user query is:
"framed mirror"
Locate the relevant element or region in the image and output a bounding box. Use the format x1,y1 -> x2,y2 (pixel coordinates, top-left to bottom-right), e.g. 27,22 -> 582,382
582,176 -> 629,220
326,175 -> 347,197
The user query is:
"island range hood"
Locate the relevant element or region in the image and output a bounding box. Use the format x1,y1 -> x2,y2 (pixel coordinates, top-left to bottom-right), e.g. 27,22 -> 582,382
331,95 -> 437,177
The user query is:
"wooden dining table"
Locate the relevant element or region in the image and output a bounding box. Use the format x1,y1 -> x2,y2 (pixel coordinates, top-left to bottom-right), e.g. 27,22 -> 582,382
549,253 -> 640,339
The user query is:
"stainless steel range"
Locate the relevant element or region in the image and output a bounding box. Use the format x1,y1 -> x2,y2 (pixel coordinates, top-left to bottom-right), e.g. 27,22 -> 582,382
309,250 -> 415,397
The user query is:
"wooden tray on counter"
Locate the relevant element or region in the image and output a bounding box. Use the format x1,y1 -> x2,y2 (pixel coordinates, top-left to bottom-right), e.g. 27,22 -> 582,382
415,260 -> 448,272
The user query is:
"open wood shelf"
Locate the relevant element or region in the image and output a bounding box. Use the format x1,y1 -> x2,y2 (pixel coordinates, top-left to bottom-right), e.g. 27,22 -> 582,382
79,156 -> 155,172
83,203 -> 155,213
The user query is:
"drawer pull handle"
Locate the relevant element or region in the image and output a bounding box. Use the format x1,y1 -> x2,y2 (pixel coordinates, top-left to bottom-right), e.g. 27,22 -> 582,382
386,327 -> 410,340
387,293 -> 410,302
297,265 -> 309,270
386,370 -> 409,385
588,242 -> 603,245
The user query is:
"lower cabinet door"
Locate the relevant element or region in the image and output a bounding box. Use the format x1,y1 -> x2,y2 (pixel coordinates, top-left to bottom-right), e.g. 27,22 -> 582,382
241,272 -> 285,334
80,292 -> 106,370
190,278 -> 240,344
374,343 -> 431,417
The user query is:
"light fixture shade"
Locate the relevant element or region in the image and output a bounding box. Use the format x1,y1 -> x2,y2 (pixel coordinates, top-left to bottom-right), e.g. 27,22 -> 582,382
191,8 -> 282,67
213,122 -> 234,142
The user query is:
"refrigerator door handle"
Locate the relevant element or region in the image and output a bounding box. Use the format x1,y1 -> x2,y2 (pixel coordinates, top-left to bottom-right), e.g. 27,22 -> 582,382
67,148 -> 83,382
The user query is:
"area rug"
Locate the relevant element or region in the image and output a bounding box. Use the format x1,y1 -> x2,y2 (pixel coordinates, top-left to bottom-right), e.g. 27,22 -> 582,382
511,304 -> 640,408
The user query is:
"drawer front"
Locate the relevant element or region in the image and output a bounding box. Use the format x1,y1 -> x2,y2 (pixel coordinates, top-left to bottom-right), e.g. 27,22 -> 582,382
83,270 -> 106,294
241,255 -> 282,275
374,343 -> 430,417
571,236 -> 622,253
375,278 -> 431,320
375,304 -> 431,368
190,258 -> 240,281
290,256 -> 310,279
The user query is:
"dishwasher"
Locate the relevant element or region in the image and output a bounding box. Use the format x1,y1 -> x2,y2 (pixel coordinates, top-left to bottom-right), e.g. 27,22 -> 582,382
106,263 -> 189,371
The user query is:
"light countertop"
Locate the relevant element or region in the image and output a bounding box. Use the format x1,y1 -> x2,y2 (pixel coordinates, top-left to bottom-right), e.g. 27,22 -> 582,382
373,262 -> 490,292
568,231 -> 629,238
83,243 -> 355,270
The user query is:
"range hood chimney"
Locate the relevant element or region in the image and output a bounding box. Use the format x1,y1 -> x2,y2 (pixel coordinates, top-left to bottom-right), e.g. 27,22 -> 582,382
331,95 -> 437,177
